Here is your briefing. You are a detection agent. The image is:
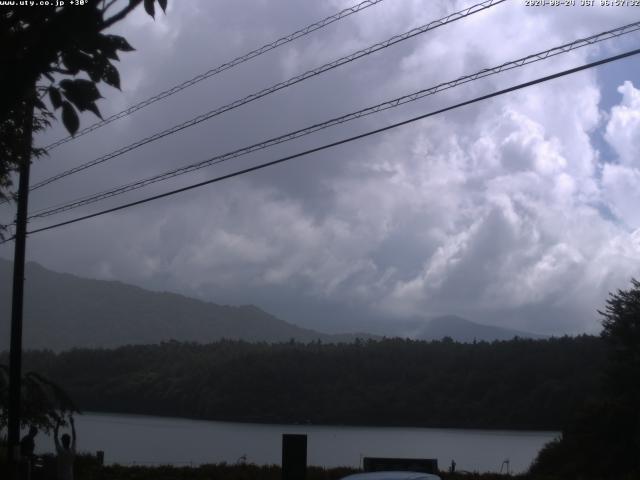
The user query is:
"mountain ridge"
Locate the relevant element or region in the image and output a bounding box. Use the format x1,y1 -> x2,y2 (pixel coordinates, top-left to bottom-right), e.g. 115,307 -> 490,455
0,259 -> 371,351
411,314 -> 546,342
0,259 -> 545,350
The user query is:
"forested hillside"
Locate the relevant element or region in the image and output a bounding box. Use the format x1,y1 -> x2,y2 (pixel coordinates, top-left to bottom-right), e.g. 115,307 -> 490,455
0,260 -> 543,348
0,259 -> 369,350
9,335 -> 605,430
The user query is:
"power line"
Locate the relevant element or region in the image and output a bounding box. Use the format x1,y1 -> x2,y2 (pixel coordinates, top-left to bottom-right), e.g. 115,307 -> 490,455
28,0 -> 506,192
14,47 -> 640,240
27,21 -> 640,220
0,234 -> 16,245
41,0 -> 386,152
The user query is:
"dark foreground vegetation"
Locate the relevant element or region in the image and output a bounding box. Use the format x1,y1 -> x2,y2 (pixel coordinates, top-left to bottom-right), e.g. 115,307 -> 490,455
56,463 -> 593,480
529,281 -> 640,479
5,335 -> 606,431
0,450 -> 595,480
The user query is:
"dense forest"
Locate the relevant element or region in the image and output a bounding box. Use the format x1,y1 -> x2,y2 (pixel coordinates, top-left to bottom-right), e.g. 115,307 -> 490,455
3,335 -> 606,431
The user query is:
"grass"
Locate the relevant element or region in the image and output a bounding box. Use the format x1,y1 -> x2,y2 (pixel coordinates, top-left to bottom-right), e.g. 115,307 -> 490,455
0,449 -> 566,480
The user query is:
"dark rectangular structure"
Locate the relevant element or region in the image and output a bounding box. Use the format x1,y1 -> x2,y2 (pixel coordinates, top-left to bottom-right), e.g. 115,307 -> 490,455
363,457 -> 438,474
282,434 -> 307,480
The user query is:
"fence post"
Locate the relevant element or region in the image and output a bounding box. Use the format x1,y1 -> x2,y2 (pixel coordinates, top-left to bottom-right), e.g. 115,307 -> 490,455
282,434 -> 307,480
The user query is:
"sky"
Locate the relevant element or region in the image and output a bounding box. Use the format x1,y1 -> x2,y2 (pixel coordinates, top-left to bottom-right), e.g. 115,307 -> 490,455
2,0 -> 640,338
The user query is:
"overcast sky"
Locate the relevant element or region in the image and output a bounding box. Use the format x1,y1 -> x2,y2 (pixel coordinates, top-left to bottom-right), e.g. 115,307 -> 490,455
2,0 -> 640,337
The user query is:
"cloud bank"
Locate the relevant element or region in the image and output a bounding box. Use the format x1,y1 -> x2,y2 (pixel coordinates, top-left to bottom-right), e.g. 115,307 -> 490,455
2,0 -> 640,338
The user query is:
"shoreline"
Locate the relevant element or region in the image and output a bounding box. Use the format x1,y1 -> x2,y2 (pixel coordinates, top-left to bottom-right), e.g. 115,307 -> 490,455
80,410 -> 562,435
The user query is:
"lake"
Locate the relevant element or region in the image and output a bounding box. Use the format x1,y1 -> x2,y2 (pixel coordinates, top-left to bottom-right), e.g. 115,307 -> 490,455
35,412 -> 558,473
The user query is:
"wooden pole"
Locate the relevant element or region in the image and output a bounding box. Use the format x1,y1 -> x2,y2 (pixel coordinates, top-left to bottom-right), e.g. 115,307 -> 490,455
7,99 -> 34,480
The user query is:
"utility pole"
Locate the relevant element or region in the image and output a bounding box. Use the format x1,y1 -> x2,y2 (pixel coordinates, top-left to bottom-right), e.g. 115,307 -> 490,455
7,99 -> 34,480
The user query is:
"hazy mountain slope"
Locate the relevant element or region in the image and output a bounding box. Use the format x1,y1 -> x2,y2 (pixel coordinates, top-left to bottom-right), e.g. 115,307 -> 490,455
413,315 -> 546,342
0,260 -> 544,350
0,259 -> 367,351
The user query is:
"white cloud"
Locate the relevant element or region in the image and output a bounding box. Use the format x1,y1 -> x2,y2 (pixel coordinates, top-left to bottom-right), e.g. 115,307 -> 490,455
9,0 -> 640,336
601,81 -> 640,230
602,164 -> 640,229
605,81 -> 640,167
352,74 -> 634,332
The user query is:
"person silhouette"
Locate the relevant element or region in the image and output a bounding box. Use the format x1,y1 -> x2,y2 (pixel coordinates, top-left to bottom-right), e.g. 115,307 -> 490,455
19,426 -> 38,480
54,416 -> 76,480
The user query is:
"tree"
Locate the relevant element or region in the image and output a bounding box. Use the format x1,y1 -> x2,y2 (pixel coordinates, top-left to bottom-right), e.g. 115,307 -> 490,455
0,365 -> 77,434
1,2 -> 168,477
0,0 -> 168,203
599,278 -> 640,407
531,279 -> 640,479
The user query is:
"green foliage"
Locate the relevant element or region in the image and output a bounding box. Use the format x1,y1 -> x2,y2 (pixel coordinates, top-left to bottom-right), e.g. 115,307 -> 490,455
61,101 -> 80,137
0,450 -> 112,480
58,79 -> 103,123
0,365 -> 77,434
530,279 -> 640,479
0,99 -> 52,212
599,278 -> 640,406
0,0 -> 168,201
0,455 -> 586,480
5,336 -> 606,431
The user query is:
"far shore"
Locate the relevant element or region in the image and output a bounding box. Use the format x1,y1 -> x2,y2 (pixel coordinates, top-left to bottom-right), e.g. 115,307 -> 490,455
79,410 -> 563,434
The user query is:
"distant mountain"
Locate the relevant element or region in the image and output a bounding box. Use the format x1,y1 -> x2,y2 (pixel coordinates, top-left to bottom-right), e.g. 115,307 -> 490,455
0,260 -> 544,351
0,259 -> 371,351
410,315 -> 546,342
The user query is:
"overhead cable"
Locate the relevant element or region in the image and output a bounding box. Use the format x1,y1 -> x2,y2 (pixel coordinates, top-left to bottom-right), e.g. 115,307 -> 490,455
29,0 -> 506,192
12,47 -> 639,239
41,0 -> 386,151
27,21 -> 640,220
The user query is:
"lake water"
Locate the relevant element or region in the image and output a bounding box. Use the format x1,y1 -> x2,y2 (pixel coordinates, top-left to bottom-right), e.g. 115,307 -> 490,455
35,413 -> 558,473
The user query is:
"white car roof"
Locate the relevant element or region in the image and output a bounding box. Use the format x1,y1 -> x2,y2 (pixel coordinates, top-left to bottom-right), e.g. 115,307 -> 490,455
341,472 -> 441,480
